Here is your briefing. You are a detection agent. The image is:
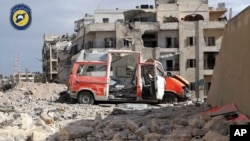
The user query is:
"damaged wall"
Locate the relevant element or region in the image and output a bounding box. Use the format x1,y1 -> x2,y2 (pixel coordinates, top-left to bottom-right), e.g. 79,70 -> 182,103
207,6 -> 250,117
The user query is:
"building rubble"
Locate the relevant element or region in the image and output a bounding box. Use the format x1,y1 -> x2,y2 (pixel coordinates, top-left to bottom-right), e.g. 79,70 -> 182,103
0,82 -> 243,141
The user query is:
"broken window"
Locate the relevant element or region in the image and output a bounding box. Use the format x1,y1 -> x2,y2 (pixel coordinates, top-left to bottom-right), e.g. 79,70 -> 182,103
104,38 -> 115,48
77,64 -> 106,77
123,38 -> 132,47
166,60 -> 174,71
190,82 -> 196,91
204,82 -> 211,96
142,33 -> 157,48
186,59 -> 196,68
186,37 -> 196,46
87,41 -> 93,48
166,37 -> 179,48
205,36 -> 216,46
168,0 -> 176,3
204,53 -> 217,69
51,49 -> 57,59
166,37 -> 172,48
207,55 -> 215,69
103,18 -> 109,23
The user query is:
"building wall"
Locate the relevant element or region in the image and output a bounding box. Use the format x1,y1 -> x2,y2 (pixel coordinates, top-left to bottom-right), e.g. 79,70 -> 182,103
95,10 -> 125,23
95,31 -> 116,48
207,6 -> 250,117
157,0 -> 209,23
158,30 -> 179,48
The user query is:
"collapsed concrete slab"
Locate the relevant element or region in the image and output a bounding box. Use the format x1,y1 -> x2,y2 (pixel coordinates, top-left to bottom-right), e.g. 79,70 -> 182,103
207,6 -> 250,117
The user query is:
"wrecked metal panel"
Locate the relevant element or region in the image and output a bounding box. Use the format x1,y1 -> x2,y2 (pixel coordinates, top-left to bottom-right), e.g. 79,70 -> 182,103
202,103 -> 238,117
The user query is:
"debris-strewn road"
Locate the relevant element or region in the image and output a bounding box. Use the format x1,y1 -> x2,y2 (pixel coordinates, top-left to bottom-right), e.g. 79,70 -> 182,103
0,82 -> 231,141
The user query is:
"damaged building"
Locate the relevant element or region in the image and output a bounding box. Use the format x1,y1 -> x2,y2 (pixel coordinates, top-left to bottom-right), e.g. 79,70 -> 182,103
42,34 -> 75,83
42,0 -> 227,100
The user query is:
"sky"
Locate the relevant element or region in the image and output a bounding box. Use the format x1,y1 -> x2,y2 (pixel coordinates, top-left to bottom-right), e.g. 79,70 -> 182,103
0,0 -> 249,75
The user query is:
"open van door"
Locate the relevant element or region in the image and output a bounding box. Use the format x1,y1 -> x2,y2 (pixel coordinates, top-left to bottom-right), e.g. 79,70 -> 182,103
154,61 -> 165,100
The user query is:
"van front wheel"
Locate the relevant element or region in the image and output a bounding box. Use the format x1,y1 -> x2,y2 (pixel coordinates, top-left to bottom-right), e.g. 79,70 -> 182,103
78,92 -> 94,104
162,92 -> 178,104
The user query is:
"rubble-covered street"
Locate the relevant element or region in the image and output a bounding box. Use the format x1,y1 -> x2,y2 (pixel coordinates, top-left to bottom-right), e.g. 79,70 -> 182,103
0,82 -> 233,141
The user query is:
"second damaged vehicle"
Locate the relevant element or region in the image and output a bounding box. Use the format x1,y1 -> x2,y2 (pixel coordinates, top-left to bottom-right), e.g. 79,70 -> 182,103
68,50 -> 190,104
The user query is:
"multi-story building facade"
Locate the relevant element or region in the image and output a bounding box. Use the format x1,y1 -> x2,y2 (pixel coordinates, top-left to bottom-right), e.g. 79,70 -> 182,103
12,72 -> 35,83
42,34 -> 74,82
41,0 -> 226,100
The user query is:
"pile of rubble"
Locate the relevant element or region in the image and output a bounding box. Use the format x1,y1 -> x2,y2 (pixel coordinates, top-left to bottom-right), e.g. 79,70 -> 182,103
0,82 -> 241,141
0,102 -> 233,141
1,82 -> 67,105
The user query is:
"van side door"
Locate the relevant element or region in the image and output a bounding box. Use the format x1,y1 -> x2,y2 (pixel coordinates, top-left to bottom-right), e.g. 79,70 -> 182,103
154,62 -> 165,100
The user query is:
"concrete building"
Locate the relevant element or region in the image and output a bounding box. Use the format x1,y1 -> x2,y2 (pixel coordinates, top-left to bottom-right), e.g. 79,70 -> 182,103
12,73 -> 35,83
42,34 -> 74,82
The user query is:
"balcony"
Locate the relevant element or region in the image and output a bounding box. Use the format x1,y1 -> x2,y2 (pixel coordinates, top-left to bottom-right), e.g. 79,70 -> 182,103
134,22 -> 159,31
204,21 -> 226,29
85,23 -> 115,34
160,48 -> 179,53
160,22 -> 179,30
203,45 -> 220,52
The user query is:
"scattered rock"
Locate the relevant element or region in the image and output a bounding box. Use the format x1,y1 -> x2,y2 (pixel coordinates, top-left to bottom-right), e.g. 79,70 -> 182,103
203,115 -> 226,129
31,131 -> 47,141
0,82 -> 236,141
156,112 -> 172,119
202,130 -> 229,141
19,113 -> 33,130
125,118 -> 139,132
191,128 -> 209,137
144,133 -> 162,141
111,108 -> 127,115
188,117 -> 205,129
135,126 -> 150,139
59,124 -> 93,140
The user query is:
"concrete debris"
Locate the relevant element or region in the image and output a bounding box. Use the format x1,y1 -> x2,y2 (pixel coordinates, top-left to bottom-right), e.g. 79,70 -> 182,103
117,103 -> 148,110
0,82 -> 239,140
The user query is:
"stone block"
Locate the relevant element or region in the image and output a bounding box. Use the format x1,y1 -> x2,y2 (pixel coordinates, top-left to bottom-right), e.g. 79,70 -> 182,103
125,118 -> 139,132
40,111 -> 54,125
149,118 -> 158,133
144,133 -> 162,141
59,125 -> 93,140
156,112 -> 172,119
191,129 -> 209,137
31,131 -> 47,141
135,126 -> 149,139
188,117 -> 205,129
203,115 -> 226,129
210,121 -> 229,136
202,130 -> 229,141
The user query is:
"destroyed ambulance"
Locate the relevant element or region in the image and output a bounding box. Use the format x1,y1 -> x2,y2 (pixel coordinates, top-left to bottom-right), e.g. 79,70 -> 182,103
68,50 -> 191,104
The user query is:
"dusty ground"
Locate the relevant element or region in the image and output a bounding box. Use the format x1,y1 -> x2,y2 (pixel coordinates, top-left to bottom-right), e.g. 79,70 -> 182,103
0,82 -> 233,141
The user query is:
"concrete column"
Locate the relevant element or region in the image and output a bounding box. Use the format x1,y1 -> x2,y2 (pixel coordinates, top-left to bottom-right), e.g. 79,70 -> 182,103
195,21 -> 205,99
49,45 -> 52,80
178,21 -> 185,77
198,21 -> 205,99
